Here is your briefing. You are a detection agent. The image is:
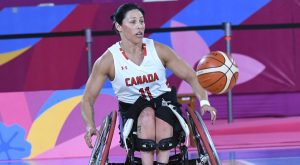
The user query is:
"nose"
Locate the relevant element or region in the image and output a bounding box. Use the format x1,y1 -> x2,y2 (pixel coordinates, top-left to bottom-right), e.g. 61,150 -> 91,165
137,22 -> 144,29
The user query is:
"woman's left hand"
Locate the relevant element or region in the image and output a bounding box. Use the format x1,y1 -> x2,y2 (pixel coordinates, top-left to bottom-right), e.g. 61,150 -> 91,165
201,105 -> 217,124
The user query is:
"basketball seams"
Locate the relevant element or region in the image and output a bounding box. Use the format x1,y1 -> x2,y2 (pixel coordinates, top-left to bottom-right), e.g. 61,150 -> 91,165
196,65 -> 229,76
204,74 -> 227,93
197,62 -> 230,93
198,56 -> 223,69
207,52 -> 236,72
222,52 -> 238,76
206,56 -> 224,66
229,65 -> 238,82
196,51 -> 238,94
220,64 -> 238,94
220,69 -> 234,94
205,69 -> 234,94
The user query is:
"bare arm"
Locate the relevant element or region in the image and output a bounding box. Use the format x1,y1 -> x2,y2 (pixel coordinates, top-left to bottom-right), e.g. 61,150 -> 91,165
155,42 -> 216,122
81,51 -> 114,148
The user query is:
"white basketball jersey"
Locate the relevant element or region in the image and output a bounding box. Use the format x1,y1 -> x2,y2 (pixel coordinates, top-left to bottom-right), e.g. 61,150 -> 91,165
108,38 -> 171,104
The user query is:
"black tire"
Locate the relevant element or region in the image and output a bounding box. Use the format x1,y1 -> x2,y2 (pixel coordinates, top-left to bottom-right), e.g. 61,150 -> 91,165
186,107 -> 221,165
89,111 -> 117,165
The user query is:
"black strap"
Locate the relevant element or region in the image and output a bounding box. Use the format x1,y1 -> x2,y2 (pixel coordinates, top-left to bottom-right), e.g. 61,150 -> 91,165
135,138 -> 156,151
158,137 -> 177,150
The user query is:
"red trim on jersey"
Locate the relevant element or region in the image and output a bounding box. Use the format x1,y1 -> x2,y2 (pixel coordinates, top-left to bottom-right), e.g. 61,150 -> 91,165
142,43 -> 147,56
119,44 -> 147,60
119,48 -> 129,60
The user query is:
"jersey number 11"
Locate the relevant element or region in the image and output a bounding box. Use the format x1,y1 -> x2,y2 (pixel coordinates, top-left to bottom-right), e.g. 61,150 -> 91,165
139,87 -> 153,100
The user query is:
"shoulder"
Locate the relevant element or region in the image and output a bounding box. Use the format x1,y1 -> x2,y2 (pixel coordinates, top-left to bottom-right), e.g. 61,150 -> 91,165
154,41 -> 175,54
94,50 -> 114,73
153,40 -> 178,63
95,50 -> 113,65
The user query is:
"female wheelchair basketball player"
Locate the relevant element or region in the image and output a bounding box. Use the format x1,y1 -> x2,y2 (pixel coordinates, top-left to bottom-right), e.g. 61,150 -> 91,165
81,3 -> 217,165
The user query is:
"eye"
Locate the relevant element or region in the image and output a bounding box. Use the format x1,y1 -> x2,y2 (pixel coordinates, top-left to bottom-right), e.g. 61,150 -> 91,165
129,20 -> 136,24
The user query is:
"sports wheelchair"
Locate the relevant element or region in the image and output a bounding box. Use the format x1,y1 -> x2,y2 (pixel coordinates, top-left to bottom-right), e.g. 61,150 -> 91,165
89,94 -> 221,165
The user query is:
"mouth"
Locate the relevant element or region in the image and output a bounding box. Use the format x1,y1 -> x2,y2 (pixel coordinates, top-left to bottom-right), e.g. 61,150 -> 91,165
136,32 -> 144,38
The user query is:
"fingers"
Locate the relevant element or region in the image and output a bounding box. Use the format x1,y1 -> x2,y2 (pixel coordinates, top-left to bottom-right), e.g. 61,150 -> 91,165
210,109 -> 217,124
201,108 -> 205,115
84,132 -> 93,148
200,105 -> 210,115
84,128 -> 97,148
201,105 -> 217,124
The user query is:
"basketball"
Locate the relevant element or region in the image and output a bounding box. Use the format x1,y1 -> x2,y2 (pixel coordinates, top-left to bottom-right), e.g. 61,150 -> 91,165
196,51 -> 239,94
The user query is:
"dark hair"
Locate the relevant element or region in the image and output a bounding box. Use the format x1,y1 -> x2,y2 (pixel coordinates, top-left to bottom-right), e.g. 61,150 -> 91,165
111,3 -> 145,33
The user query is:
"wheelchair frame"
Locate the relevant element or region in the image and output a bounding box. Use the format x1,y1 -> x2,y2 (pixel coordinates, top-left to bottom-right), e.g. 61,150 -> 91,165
89,94 -> 221,165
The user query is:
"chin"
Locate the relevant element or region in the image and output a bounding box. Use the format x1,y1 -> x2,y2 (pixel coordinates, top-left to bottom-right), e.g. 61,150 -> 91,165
133,38 -> 143,44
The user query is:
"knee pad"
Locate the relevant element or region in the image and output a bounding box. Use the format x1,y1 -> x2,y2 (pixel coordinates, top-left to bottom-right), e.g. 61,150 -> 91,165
156,162 -> 168,165
135,138 -> 156,151
158,137 -> 177,151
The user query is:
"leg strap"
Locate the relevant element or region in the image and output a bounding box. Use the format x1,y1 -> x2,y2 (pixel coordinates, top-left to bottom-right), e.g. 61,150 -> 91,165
156,162 -> 168,165
158,137 -> 177,151
135,138 -> 156,151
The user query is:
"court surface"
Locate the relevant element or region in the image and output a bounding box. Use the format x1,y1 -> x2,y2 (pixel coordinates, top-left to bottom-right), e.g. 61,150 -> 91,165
1,117 -> 299,165
1,147 -> 299,165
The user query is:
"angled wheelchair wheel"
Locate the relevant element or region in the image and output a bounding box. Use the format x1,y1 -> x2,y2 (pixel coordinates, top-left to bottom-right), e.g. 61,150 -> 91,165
186,107 -> 221,165
89,111 -> 117,165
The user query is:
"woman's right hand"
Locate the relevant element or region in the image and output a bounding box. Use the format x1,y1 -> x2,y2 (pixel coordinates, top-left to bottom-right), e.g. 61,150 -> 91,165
84,126 -> 98,148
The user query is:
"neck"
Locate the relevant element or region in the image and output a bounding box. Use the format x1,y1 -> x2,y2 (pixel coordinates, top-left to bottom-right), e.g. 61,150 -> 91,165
120,40 -> 143,55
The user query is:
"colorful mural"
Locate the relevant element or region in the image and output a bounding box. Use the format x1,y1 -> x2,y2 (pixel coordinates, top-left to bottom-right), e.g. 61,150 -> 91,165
1,0 -> 300,93
0,89 -> 118,160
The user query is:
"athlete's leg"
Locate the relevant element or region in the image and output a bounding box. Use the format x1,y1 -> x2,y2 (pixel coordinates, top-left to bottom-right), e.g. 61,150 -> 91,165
137,107 -> 156,165
155,117 -> 173,164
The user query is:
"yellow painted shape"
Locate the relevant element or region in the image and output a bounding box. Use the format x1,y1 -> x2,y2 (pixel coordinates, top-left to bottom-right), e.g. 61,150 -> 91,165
0,47 -> 30,66
26,95 -> 82,159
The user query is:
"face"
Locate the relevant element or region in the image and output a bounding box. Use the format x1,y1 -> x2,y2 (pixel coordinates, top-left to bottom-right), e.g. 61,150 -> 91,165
116,9 -> 145,44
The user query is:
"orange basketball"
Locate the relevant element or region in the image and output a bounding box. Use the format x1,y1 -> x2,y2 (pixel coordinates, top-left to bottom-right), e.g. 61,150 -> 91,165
196,51 -> 239,94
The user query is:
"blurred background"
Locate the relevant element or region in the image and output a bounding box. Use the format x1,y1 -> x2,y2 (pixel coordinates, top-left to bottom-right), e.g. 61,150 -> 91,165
0,0 -> 299,164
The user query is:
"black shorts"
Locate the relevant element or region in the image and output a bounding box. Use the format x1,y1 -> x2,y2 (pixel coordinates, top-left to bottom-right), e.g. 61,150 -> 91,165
118,87 -> 183,135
